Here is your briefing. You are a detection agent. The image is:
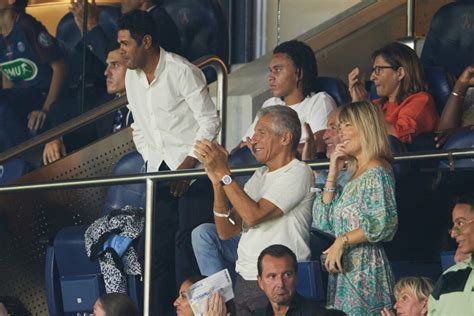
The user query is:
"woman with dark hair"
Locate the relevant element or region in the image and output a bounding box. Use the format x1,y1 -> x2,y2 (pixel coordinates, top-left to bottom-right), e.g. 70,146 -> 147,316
174,275 -> 230,316
348,42 -> 438,144
312,101 -> 398,315
92,293 -> 138,316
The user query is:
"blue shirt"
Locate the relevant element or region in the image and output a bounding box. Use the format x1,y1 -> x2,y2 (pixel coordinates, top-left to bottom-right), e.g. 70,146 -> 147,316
0,12 -> 61,90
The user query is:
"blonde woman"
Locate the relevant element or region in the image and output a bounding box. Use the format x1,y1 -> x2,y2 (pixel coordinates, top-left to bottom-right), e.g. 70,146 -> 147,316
312,101 -> 398,315
381,277 -> 433,316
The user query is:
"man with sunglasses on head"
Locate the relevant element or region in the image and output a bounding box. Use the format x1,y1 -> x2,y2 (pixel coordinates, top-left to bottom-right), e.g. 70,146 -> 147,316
428,193 -> 474,315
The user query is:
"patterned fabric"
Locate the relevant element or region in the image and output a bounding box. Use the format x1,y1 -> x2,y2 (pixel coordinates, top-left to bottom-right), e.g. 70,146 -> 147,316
84,206 -> 144,293
312,166 -> 398,315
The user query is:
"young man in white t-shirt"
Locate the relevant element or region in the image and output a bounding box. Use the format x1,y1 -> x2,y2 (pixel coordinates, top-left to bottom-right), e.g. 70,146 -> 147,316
194,106 -> 314,315
237,40 -> 336,155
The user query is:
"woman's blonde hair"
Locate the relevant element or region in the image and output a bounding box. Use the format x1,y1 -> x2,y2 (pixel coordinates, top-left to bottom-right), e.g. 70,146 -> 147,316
337,101 -> 393,173
394,277 -> 434,302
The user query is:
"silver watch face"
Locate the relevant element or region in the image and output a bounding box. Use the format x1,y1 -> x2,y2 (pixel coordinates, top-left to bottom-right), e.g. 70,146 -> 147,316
221,175 -> 233,185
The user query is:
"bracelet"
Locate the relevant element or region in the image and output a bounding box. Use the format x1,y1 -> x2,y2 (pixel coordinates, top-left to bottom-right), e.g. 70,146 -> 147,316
451,91 -> 465,98
213,209 -> 231,218
213,209 -> 236,225
326,179 -> 335,183
323,187 -> 335,192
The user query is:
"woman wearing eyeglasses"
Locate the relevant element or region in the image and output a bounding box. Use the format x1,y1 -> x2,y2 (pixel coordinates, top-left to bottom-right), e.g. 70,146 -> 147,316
348,42 -> 439,144
427,193 -> 474,315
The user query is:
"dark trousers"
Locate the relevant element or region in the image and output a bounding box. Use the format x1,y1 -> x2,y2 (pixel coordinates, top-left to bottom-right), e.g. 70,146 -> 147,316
0,88 -> 46,151
141,162 -> 214,315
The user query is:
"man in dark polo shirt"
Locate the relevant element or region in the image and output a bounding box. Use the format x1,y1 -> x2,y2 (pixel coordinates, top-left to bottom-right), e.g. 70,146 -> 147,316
253,244 -> 326,316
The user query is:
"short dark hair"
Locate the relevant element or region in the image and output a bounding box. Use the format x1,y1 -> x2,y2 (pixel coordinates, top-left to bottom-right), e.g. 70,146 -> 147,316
257,244 -> 298,277
99,293 -> 138,316
106,42 -> 121,55
273,40 -> 318,98
13,0 -> 28,9
456,193 -> 474,212
118,10 -> 160,48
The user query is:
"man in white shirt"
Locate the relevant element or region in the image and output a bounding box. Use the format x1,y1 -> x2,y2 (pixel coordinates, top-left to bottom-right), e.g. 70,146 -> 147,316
194,106 -> 314,315
117,10 -> 220,315
237,40 -> 336,155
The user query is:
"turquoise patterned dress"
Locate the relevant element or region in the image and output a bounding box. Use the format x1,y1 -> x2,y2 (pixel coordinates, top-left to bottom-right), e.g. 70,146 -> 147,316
312,166 -> 398,315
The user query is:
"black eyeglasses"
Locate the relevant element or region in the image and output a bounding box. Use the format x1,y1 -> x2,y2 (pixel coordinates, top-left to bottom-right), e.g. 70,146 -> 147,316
371,65 -> 398,75
448,219 -> 474,235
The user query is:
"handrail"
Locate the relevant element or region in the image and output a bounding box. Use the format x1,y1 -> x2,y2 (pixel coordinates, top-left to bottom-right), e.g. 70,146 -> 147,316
1,148 -> 474,192
0,55 -> 228,163
193,55 -> 229,147
2,148 -> 474,316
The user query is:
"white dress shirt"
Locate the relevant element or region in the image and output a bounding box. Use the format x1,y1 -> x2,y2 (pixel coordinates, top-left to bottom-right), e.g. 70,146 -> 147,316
125,48 -> 220,171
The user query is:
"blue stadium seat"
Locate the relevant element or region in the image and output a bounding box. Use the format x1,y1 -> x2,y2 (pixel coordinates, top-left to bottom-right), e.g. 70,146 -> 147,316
296,261 -> 325,302
420,0 -> 474,78
45,151 -> 146,316
0,158 -> 26,185
439,129 -> 474,169
315,76 -> 350,106
440,250 -> 456,272
390,260 -> 441,282
424,66 -> 453,115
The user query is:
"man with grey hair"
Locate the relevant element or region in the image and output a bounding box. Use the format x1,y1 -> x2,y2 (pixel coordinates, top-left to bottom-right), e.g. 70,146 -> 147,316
194,105 -> 314,315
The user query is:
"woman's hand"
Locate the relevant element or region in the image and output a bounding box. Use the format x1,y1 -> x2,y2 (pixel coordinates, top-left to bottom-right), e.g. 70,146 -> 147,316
203,292 -> 229,316
348,67 -> 368,102
323,236 -> 345,273
327,143 -> 348,180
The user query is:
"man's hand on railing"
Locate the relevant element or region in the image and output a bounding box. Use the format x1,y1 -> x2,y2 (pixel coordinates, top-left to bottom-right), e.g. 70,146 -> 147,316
43,138 -> 67,165
170,156 -> 199,198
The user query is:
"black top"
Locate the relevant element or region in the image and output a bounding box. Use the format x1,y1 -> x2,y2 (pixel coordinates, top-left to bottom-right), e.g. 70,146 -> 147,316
252,293 -> 326,316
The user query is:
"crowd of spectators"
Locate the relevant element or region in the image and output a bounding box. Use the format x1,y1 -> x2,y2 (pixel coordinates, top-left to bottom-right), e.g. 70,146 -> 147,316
2,1 -> 474,315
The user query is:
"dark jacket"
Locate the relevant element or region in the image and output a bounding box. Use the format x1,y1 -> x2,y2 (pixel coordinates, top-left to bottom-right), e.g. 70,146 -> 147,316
252,293 -> 326,316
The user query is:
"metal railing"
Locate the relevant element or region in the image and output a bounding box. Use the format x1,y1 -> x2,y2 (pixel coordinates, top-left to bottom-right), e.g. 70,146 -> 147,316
0,55 -> 228,163
1,148 -> 474,315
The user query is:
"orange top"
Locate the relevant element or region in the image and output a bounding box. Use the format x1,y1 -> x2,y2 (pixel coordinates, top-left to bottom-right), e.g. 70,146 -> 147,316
375,92 -> 439,143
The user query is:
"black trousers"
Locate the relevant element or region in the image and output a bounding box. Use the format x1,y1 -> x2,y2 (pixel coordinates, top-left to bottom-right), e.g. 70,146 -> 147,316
140,162 -> 214,315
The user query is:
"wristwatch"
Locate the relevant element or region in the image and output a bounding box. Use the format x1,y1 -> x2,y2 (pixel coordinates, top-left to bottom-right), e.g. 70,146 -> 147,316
220,174 -> 234,186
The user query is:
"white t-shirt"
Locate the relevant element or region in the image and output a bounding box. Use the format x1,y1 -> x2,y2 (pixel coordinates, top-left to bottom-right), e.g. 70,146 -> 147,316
241,92 -> 336,143
235,159 -> 314,280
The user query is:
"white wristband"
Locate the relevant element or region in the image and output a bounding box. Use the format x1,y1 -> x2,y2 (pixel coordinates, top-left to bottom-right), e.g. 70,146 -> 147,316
213,209 -> 235,225
213,209 -> 231,218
